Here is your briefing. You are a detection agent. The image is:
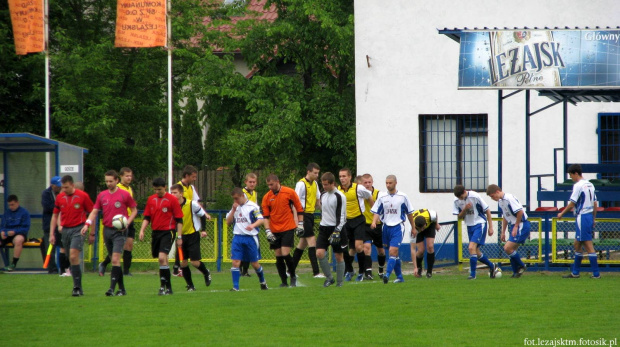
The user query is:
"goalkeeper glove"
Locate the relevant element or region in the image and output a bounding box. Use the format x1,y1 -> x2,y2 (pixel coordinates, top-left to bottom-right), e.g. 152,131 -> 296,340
265,229 -> 276,244
295,222 -> 305,237
328,231 -> 341,245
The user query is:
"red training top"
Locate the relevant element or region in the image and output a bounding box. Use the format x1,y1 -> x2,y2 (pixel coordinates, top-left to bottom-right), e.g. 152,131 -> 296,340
143,192 -> 183,231
93,188 -> 137,228
261,186 -> 303,233
54,189 -> 94,228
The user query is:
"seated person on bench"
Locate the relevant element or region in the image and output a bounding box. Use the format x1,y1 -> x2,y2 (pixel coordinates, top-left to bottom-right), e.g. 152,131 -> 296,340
0,195 -> 31,271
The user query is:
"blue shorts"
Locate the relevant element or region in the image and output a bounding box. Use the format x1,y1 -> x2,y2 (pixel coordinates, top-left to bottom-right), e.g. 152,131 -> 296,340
508,220 -> 531,244
231,234 -> 261,262
382,224 -> 404,249
576,213 -> 593,242
467,223 -> 487,246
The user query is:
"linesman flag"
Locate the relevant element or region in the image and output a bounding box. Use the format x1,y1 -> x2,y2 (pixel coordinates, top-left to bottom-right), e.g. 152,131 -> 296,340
8,0 -> 45,55
115,0 -> 167,47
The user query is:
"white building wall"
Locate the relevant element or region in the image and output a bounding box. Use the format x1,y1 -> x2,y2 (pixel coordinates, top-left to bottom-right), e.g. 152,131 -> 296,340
355,0 -> 620,224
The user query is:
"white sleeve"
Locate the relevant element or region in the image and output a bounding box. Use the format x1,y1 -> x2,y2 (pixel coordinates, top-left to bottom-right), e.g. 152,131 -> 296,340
370,198 -> 381,214
295,181 -> 306,208
473,192 -> 489,212
192,185 -> 200,201
452,199 -> 461,215
404,194 -> 414,214
192,201 -> 206,217
357,186 -> 372,199
507,195 -> 523,213
569,183 -> 581,204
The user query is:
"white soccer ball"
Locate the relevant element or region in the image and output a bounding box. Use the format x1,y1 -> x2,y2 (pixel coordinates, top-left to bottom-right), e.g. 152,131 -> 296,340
112,214 -> 128,231
495,269 -> 502,279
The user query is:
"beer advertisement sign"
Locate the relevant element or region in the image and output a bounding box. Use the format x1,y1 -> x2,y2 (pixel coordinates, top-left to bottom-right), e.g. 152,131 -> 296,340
457,30 -> 620,89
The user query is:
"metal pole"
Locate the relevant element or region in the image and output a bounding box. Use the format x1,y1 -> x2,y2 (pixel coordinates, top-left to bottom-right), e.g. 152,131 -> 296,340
525,90 -> 531,210
498,90 -> 503,201
166,0 -> 173,188
563,99 -> 568,180
44,0 -> 51,184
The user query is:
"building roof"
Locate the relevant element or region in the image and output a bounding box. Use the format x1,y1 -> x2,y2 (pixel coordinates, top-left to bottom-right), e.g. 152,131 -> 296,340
204,0 -> 277,33
0,133 -> 88,153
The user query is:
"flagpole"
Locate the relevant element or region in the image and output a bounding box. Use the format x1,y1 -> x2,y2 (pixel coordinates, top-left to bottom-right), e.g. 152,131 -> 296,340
167,0 -> 173,188
44,0 -> 51,184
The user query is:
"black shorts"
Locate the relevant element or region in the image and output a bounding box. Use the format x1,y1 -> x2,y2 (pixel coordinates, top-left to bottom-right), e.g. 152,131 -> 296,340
151,230 -> 176,258
54,230 -> 63,247
415,222 -> 437,243
1,234 -> 24,245
365,224 -> 383,248
316,225 -> 347,253
344,215 -> 367,248
126,222 -> 136,239
181,232 -> 202,261
300,213 -> 315,238
269,229 -> 294,250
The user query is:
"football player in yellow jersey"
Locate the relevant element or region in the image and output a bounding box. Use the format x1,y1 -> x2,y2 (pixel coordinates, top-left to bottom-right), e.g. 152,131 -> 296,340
412,208 -> 440,278
170,184 -> 213,291
240,172 -> 258,276
292,163 -> 322,278
338,168 -> 373,282
174,165 -> 200,276
361,174 -> 387,279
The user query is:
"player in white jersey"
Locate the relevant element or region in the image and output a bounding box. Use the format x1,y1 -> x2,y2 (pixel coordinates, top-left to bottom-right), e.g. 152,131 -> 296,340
453,185 -> 496,279
316,172 -> 347,287
557,164 -> 600,279
487,185 -> 528,278
370,175 -> 416,284
225,188 -> 268,291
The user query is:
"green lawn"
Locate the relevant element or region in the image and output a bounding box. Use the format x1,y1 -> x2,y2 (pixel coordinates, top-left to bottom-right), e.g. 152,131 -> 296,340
1,266 -> 618,347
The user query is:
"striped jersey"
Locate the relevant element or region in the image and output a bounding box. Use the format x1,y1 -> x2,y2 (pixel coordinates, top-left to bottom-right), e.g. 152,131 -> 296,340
452,190 -> 489,226
295,178 -> 319,214
570,179 -> 597,215
370,191 -> 414,226
338,183 -> 372,219
497,192 -> 528,225
319,189 -> 346,231
178,180 -> 200,202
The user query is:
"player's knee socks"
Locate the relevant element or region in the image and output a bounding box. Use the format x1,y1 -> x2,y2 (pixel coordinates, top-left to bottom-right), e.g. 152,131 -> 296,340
240,261 -> 249,274
292,248 -> 304,270
378,254 -> 386,273
58,253 -> 67,273
588,253 -> 600,277
102,254 -> 111,267
394,257 -> 402,277
71,265 -> 82,289
508,253 -> 518,273
318,256 -> 332,280
469,255 -> 478,277
231,267 -> 240,290
182,266 -> 193,286
118,268 -> 125,290
343,251 -> 354,273
12,257 -> 19,266
509,251 -> 524,270
255,266 -> 265,283
365,255 -> 373,274
308,247 -> 320,275
427,252 -> 435,274
573,252 -> 583,275
336,261 -> 345,285
478,253 -> 493,268
386,256 -> 396,278
356,251 -> 365,274
416,255 -> 424,273
122,250 -> 132,274
275,256 -> 287,284
173,253 -> 180,271
196,262 -> 209,276
158,267 -> 166,288
111,266 -> 121,290
284,254 -> 295,277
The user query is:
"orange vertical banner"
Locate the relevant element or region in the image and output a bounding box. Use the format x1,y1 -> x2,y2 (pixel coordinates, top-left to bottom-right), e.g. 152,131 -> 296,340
8,0 -> 45,55
115,0 -> 167,47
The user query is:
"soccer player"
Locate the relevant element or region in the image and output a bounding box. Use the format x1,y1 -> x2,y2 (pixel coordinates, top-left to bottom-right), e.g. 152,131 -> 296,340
84,170 -> 137,296
338,168 -> 373,281
241,172 -> 258,277
261,174 -> 304,287
370,175 -> 415,284
174,165 -> 201,276
412,209 -> 440,278
169,184 -> 213,291
0,195 -> 31,271
226,187 -> 268,291
41,176 -> 62,274
557,164 -> 600,279
292,163 -> 323,278
49,175 -> 94,296
453,184 -> 496,279
316,172 -> 347,287
139,178 -> 183,295
361,173 -> 386,279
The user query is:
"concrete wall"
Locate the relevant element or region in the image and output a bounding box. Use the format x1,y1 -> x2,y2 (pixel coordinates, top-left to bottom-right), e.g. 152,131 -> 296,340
355,0 -> 620,223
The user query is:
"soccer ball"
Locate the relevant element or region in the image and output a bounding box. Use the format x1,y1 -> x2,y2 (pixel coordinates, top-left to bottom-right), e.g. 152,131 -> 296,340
495,269 -> 502,279
112,214 -> 128,230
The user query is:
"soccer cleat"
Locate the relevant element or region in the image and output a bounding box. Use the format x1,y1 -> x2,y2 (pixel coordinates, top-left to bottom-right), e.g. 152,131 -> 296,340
158,287 -> 166,296
204,271 -> 212,287
383,275 -> 389,284
230,288 -> 239,292
242,272 -> 251,278
377,273 -> 385,279
60,269 -> 72,277
590,275 -> 601,279
78,288 -> 84,296
393,276 -> 404,283
355,274 -> 364,282
516,266 -> 526,277
562,273 -> 580,278
260,283 -> 269,290
72,287 -> 81,297
365,273 -> 374,281
279,283 -> 289,288
344,272 -> 353,282
489,264 -> 496,279
186,285 -> 196,292
174,269 -> 183,278
426,272 -> 432,278
313,273 -> 326,279
336,283 -> 343,287
98,262 -> 106,276
5,264 -> 15,272
105,288 -> 115,296
124,272 -> 133,277
115,289 -> 127,296
493,264 -> 501,279
290,277 -> 297,287
467,276 -> 476,280
165,288 -> 173,295
323,278 -> 335,287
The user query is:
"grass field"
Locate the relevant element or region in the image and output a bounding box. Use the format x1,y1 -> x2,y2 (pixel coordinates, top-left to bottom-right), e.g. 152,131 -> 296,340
1,265 -> 619,347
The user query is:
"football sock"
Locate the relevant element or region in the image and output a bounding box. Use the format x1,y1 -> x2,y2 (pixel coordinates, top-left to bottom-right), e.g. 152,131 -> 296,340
122,250 -> 132,274
308,247 -> 320,275
357,251 -> 365,274
478,253 -> 493,268
416,255 -> 424,274
378,254 -> 386,273
573,252 -> 583,275
318,256 -> 332,280
71,265 -> 82,289
588,253 -> 600,277
182,266 -> 193,286
509,251 -> 524,272
427,252 -> 435,274
12,257 -> 19,267
159,266 -> 171,289
336,261 -> 345,285
255,266 -> 265,283
386,256 -> 396,279
284,254 -> 296,278
275,256 -> 287,284
240,261 -> 249,274
159,268 -> 166,288
344,251 -> 354,273
508,253 -> 518,273
173,254 -> 180,274
111,266 -> 121,290
394,257 -> 402,277
292,248 -> 304,270
231,267 -> 240,290
365,255 -> 373,274
118,268 -> 125,290
469,255 -> 478,277
102,254 -> 111,267
197,262 -> 209,275
58,253 -> 67,274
